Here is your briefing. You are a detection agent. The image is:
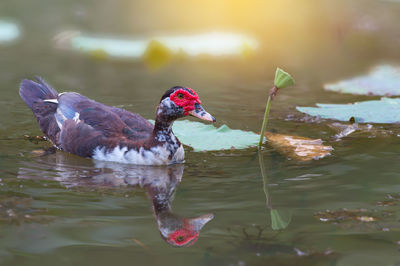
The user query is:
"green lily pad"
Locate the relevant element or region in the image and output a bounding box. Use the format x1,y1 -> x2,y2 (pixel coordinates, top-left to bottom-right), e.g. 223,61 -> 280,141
0,21 -> 20,43
297,97 -> 400,123
324,65 -> 400,96
170,120 -> 261,151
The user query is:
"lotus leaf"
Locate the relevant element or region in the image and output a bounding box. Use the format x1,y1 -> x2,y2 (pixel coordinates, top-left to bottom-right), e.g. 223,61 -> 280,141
170,120 -> 261,151
324,65 -> 400,96
297,97 -> 400,123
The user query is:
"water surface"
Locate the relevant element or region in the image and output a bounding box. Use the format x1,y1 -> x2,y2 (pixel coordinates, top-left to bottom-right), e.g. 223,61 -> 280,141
1,0 -> 400,265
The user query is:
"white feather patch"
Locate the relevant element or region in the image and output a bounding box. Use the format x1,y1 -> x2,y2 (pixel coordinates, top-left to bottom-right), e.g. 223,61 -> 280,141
44,99 -> 58,104
92,144 -> 185,165
54,108 -> 67,130
73,112 -> 80,122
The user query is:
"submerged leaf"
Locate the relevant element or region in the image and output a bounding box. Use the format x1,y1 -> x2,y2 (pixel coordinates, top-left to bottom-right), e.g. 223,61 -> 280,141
274,68 -> 295,89
264,132 -> 332,161
325,65 -> 400,96
297,97 -> 400,124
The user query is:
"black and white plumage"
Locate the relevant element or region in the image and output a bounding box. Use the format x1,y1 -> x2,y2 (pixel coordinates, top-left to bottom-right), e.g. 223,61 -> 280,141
19,77 -> 215,165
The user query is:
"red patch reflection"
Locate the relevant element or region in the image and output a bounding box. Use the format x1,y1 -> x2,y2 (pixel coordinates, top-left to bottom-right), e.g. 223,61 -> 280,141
166,227 -> 199,247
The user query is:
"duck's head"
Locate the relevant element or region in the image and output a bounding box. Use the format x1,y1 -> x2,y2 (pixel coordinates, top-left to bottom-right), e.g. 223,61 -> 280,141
157,87 -> 215,123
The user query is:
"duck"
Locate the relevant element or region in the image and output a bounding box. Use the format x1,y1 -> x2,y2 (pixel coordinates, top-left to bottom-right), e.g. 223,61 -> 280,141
19,77 -> 215,165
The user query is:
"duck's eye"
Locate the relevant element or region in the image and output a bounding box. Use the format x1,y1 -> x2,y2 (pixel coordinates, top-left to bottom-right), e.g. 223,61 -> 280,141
177,93 -> 184,99
176,236 -> 184,242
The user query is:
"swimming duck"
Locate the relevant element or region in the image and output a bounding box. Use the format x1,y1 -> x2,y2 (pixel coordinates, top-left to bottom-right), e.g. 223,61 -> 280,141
19,77 -> 215,165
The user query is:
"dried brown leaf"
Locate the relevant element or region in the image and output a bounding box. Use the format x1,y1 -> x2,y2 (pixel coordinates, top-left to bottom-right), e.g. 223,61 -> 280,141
264,132 -> 333,161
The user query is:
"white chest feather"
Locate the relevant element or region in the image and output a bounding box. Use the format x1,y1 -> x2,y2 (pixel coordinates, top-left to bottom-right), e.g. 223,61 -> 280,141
92,144 -> 185,165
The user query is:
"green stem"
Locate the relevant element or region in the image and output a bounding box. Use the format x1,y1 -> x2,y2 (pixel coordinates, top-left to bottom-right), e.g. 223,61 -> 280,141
258,149 -> 271,209
258,95 -> 272,147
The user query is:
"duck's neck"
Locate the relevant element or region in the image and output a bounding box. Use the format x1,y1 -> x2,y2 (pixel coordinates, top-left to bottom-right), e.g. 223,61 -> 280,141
154,116 -> 172,136
153,118 -> 175,142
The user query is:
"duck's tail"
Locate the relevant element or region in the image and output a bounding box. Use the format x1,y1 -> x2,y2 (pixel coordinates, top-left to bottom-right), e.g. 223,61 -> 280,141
19,76 -> 58,109
19,77 -> 60,146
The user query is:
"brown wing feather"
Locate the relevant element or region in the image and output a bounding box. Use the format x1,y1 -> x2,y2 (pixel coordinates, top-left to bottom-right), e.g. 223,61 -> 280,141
57,101 -> 155,157
110,107 -> 154,139
59,119 -> 151,158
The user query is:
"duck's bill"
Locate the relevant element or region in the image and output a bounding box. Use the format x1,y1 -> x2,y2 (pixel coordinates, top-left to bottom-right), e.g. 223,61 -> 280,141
189,103 -> 216,122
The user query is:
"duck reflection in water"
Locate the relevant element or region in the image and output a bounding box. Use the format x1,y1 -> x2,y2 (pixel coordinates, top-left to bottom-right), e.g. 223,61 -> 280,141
18,150 -> 213,247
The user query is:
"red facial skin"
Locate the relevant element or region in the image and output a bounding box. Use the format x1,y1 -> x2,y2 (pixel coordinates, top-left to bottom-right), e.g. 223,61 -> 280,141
167,227 -> 199,247
170,88 -> 202,115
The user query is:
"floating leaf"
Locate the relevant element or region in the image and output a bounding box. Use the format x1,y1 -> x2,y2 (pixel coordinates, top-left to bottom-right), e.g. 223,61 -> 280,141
297,97 -> 400,124
0,20 -> 20,43
71,35 -> 146,58
169,120 -> 261,151
63,32 -> 258,59
274,68 -> 295,89
153,120 -> 331,161
264,132 -> 332,161
325,65 -> 400,96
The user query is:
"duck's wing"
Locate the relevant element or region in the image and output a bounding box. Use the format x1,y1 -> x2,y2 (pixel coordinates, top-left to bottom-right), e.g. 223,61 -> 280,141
54,92 -> 153,157
110,106 -> 154,138
59,118 -> 106,157
55,92 -> 126,137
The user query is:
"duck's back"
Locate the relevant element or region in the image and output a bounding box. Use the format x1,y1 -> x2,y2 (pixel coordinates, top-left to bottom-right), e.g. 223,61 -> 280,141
20,77 -> 154,158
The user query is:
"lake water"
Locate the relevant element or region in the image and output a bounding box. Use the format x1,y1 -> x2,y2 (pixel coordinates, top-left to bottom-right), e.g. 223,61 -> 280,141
1,0 -> 400,265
